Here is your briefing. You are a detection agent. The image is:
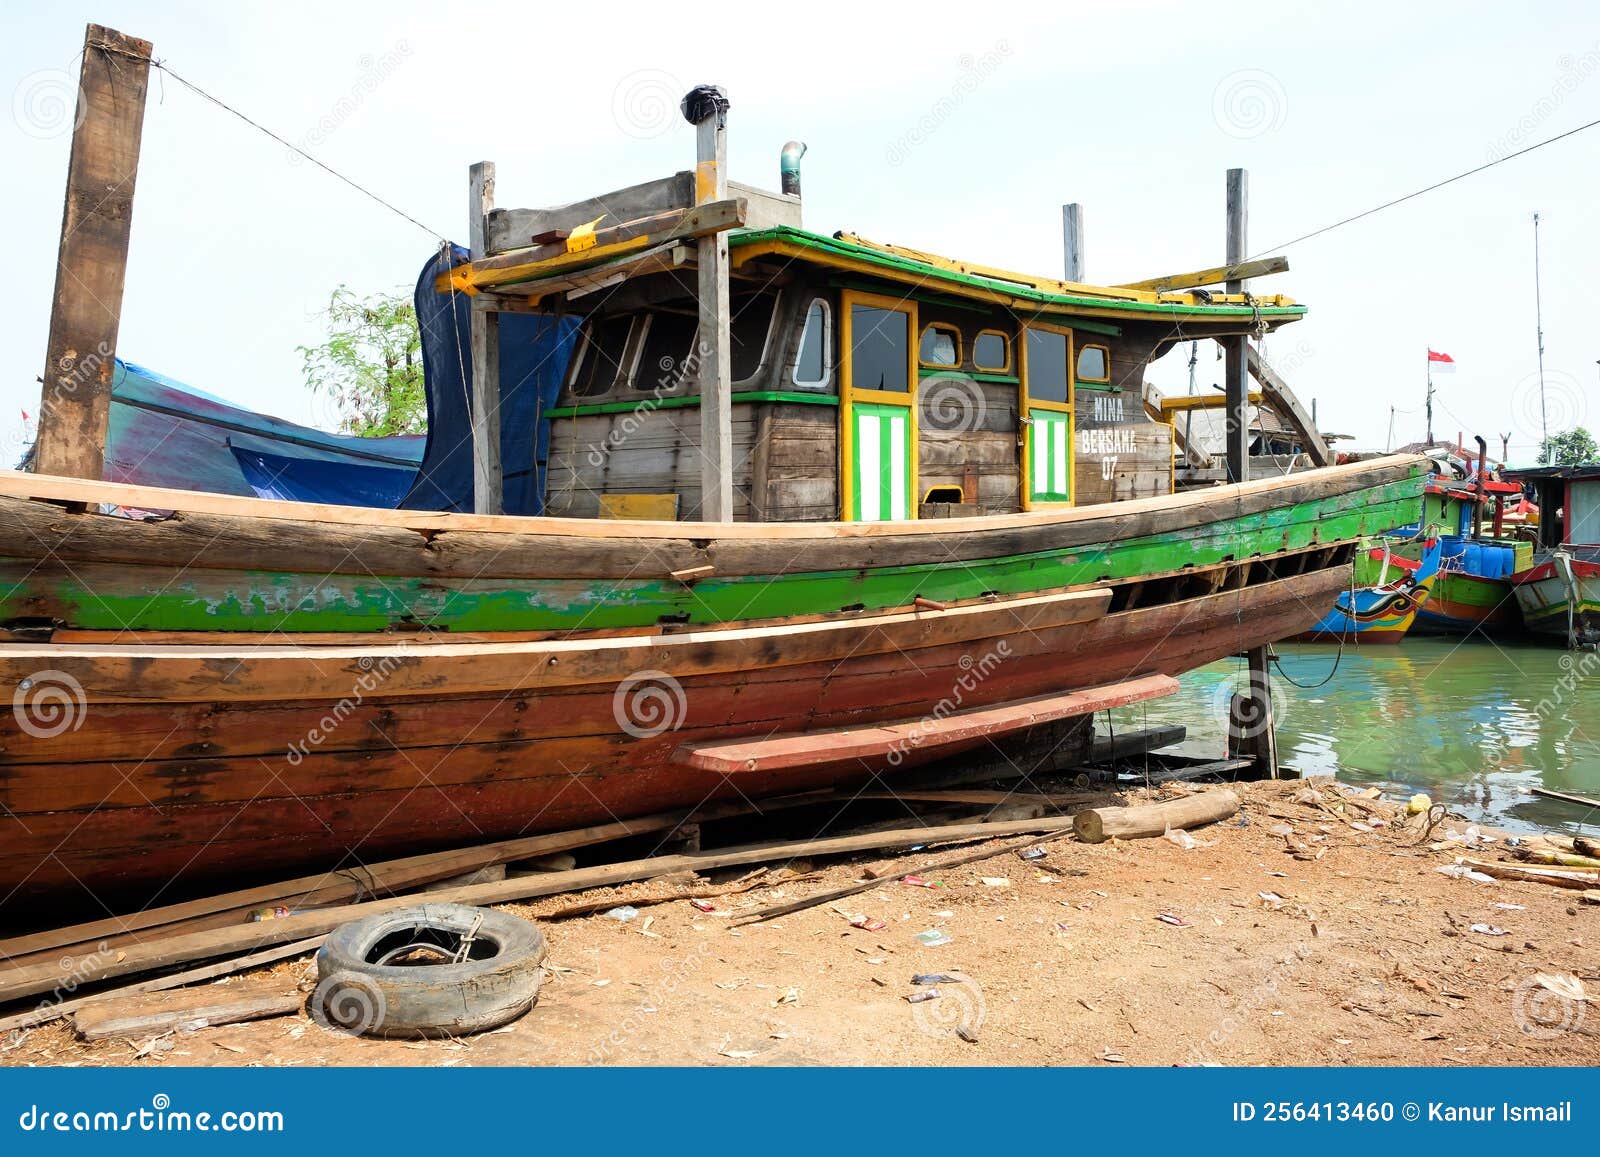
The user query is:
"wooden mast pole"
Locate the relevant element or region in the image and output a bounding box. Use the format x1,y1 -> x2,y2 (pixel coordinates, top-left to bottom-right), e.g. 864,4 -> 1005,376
1062,203 -> 1084,282
32,24 -> 152,481
1223,167 -> 1277,779
468,161 -> 503,515
684,86 -> 733,522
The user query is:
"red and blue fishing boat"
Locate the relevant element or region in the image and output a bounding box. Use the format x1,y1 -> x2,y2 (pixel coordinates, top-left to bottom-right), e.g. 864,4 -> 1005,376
1291,534 -> 1440,644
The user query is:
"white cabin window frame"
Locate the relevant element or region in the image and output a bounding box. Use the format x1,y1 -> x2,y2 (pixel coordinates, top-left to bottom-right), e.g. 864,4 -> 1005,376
790,297 -> 834,391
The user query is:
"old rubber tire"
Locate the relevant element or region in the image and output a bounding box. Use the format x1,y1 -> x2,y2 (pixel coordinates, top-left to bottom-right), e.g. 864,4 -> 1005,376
314,903 -> 546,1038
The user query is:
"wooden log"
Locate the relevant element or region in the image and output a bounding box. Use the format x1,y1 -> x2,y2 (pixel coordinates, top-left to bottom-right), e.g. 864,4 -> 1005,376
1462,859 -> 1600,891
0,937 -> 324,1035
32,24 -> 153,481
72,976 -> 303,1041
1062,203 -> 1084,281
1073,789 -> 1241,844
0,811 -> 697,964
692,86 -> 734,521
0,815 -> 1084,1004
1531,787 -> 1600,812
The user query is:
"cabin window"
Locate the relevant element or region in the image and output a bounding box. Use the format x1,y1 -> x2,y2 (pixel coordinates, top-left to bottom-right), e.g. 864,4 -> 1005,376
1024,327 -> 1070,404
732,291 -> 779,381
1076,344 -> 1110,384
973,330 -> 1010,372
569,315 -> 637,398
793,299 -> 831,389
919,324 -> 960,367
634,310 -> 697,394
849,304 -> 910,393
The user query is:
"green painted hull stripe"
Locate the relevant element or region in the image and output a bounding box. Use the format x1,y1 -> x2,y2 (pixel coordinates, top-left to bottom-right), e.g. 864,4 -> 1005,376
0,477 -> 1423,634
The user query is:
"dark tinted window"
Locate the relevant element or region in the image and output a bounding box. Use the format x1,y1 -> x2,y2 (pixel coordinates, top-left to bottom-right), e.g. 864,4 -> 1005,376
850,304 -> 909,393
732,293 -> 778,380
794,300 -> 828,386
1026,327 -> 1069,404
571,315 -> 635,397
973,331 -> 1009,371
636,310 -> 697,393
1077,344 -> 1108,381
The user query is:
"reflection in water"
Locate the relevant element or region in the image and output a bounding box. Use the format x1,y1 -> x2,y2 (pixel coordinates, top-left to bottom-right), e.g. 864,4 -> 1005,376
1108,640 -> 1600,835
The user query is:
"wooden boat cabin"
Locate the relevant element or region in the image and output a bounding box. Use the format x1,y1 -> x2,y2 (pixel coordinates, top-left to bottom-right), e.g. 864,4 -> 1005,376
446,162 -> 1308,523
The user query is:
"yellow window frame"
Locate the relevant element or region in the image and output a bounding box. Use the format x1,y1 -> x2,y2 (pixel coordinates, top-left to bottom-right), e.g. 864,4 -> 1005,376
918,322 -> 962,369
1020,320 -> 1075,510
1076,342 -> 1112,386
972,327 -> 1013,373
840,289 -> 919,521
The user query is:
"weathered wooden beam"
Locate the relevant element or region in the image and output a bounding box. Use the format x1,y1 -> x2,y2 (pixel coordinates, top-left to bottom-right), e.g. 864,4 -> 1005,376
1118,255 -> 1288,293
442,199 -> 745,294
687,86 -> 734,521
1223,168 -> 1250,486
468,161 -> 503,515
486,171 -> 695,253
483,241 -> 689,306
33,24 -> 152,481
1062,203 -> 1084,282
1157,390 -> 1263,414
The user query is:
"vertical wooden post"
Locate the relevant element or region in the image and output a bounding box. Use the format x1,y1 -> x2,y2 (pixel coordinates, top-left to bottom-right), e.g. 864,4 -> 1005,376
1223,168 -> 1250,487
1222,168 -> 1276,778
468,161 -> 503,515
33,24 -> 152,481
1062,203 -> 1084,282
685,86 -> 734,522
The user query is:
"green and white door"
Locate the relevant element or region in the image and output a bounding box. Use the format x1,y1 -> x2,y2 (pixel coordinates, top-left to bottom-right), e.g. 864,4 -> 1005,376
1021,323 -> 1074,508
841,291 -> 918,521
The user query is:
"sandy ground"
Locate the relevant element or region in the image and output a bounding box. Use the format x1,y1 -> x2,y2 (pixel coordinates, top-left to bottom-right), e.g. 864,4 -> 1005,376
4,779 -> 1597,1068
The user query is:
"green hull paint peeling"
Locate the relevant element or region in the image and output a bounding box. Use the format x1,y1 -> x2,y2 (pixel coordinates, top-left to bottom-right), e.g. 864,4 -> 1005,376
0,478 -> 1422,634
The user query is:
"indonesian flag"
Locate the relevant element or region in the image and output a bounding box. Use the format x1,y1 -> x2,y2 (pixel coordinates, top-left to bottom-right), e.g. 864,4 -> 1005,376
1428,349 -> 1455,373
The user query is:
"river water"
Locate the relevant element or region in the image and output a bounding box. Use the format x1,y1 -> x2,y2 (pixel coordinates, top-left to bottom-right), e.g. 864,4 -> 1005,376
1107,639 -> 1600,836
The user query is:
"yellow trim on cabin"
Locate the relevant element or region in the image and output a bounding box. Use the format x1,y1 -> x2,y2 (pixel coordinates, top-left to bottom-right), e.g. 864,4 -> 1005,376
918,322 -> 963,370
729,240 -> 1294,325
1019,319 -> 1076,512
1159,390 -> 1263,414
839,288 -> 919,522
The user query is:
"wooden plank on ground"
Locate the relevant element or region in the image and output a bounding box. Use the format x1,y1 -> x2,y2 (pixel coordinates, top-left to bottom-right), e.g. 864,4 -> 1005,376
73,975 -> 302,1040
0,815 -> 1086,1004
0,937 -> 324,1035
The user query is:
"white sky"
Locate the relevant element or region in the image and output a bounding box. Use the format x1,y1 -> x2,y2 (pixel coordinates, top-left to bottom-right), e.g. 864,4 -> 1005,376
3,0 -> 1597,463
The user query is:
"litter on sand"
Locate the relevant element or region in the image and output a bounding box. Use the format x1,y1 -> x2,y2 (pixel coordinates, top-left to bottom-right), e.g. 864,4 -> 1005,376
915,929 -> 954,947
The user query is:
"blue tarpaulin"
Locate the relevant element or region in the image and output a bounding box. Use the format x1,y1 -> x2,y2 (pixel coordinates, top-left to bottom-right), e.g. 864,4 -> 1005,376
399,244 -> 579,514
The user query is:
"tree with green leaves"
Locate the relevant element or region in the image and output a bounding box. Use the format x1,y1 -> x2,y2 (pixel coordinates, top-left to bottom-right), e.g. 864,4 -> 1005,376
299,286 -> 425,436
1537,427 -> 1599,467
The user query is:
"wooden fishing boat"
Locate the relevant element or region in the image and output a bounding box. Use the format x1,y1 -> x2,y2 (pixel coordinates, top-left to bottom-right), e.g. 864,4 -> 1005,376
1507,466 -> 1600,645
1289,534 -> 1439,644
2,73 -> 1427,915
1403,476 -> 1529,636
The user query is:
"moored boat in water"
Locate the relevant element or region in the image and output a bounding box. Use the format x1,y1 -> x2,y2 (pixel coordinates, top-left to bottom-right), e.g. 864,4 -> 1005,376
1507,466 -> 1600,645
1290,534 -> 1440,644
